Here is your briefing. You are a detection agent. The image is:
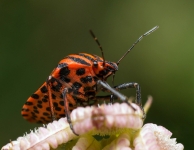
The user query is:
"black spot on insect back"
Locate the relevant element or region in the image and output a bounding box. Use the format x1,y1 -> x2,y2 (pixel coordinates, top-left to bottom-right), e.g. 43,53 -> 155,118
73,82 -> 82,90
25,102 -> 33,105
31,94 -> 39,99
55,107 -> 61,111
53,102 -> 58,107
37,104 -> 42,108
60,76 -> 71,83
76,68 -> 85,76
80,76 -> 93,83
31,112 -> 37,118
52,94 -> 56,99
33,106 -> 37,110
58,65 -> 71,83
40,86 -> 48,93
50,77 -> 62,92
22,108 -> 29,112
43,112 -> 50,116
59,66 -> 70,76
42,95 -> 48,102
59,101 -> 64,106
46,107 -> 51,112
33,109 -> 39,114
73,90 -> 81,95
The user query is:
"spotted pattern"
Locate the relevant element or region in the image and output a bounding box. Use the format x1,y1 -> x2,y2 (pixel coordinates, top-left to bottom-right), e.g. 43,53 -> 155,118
50,77 -> 62,92
76,68 -> 85,76
80,76 -> 93,83
21,53 -> 118,124
42,95 -> 48,102
52,94 -> 56,99
59,66 -> 70,76
99,69 -> 109,76
57,63 -> 71,83
73,82 -> 82,90
58,101 -> 63,106
40,86 -> 48,93
25,102 -> 33,105
43,112 -> 50,116
31,94 -> 39,99
61,77 -> 71,83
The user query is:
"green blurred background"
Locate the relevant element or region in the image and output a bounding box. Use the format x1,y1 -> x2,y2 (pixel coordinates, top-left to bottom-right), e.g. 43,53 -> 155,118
0,0 -> 193,149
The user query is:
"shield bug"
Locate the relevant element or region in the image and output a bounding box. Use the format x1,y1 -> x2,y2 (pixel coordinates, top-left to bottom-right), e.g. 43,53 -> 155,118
21,26 -> 158,135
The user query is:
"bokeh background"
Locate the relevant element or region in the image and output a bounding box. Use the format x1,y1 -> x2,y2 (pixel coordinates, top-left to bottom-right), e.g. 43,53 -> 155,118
0,1 -> 193,149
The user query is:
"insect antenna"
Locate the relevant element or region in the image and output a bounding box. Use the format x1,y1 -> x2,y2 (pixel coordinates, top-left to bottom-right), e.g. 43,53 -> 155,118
117,26 -> 159,65
90,30 -> 105,66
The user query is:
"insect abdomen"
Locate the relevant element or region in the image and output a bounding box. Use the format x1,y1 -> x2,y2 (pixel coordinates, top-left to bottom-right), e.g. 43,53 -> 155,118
22,53 -> 101,123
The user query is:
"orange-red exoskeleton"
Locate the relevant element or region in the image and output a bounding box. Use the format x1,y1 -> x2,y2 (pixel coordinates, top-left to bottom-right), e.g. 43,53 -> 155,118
21,26 -> 158,135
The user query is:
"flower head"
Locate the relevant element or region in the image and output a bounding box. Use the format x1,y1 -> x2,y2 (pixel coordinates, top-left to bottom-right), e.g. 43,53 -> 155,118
134,123 -> 184,150
1,97 -> 184,150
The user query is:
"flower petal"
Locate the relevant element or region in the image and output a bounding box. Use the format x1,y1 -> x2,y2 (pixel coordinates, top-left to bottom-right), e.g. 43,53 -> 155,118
133,123 -> 184,150
102,133 -> 132,150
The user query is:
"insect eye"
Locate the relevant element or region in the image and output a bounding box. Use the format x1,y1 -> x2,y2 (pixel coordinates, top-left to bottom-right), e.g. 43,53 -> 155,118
93,61 -> 98,67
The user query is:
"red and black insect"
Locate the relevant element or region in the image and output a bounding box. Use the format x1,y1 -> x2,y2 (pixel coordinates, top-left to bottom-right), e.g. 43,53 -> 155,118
21,26 -> 158,135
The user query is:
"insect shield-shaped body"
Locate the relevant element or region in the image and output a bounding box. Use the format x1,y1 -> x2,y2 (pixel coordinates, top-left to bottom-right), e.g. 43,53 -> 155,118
21,26 -> 158,134
21,53 -> 118,123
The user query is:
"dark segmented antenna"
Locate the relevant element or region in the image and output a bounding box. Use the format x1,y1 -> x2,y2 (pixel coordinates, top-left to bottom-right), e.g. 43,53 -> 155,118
117,26 -> 159,65
90,30 -> 105,66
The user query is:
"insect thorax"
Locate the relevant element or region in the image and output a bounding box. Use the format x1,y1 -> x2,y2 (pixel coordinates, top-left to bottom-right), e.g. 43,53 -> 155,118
50,53 -> 118,100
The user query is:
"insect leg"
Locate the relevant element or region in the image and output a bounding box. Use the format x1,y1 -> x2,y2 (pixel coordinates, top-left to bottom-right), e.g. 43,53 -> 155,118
114,82 -> 141,106
46,78 -> 56,121
97,80 -> 135,109
62,88 -> 79,136
114,82 -> 145,118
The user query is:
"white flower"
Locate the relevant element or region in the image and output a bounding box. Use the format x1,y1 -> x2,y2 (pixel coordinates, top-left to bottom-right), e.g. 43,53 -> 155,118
134,123 -> 184,150
1,97 -> 184,150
